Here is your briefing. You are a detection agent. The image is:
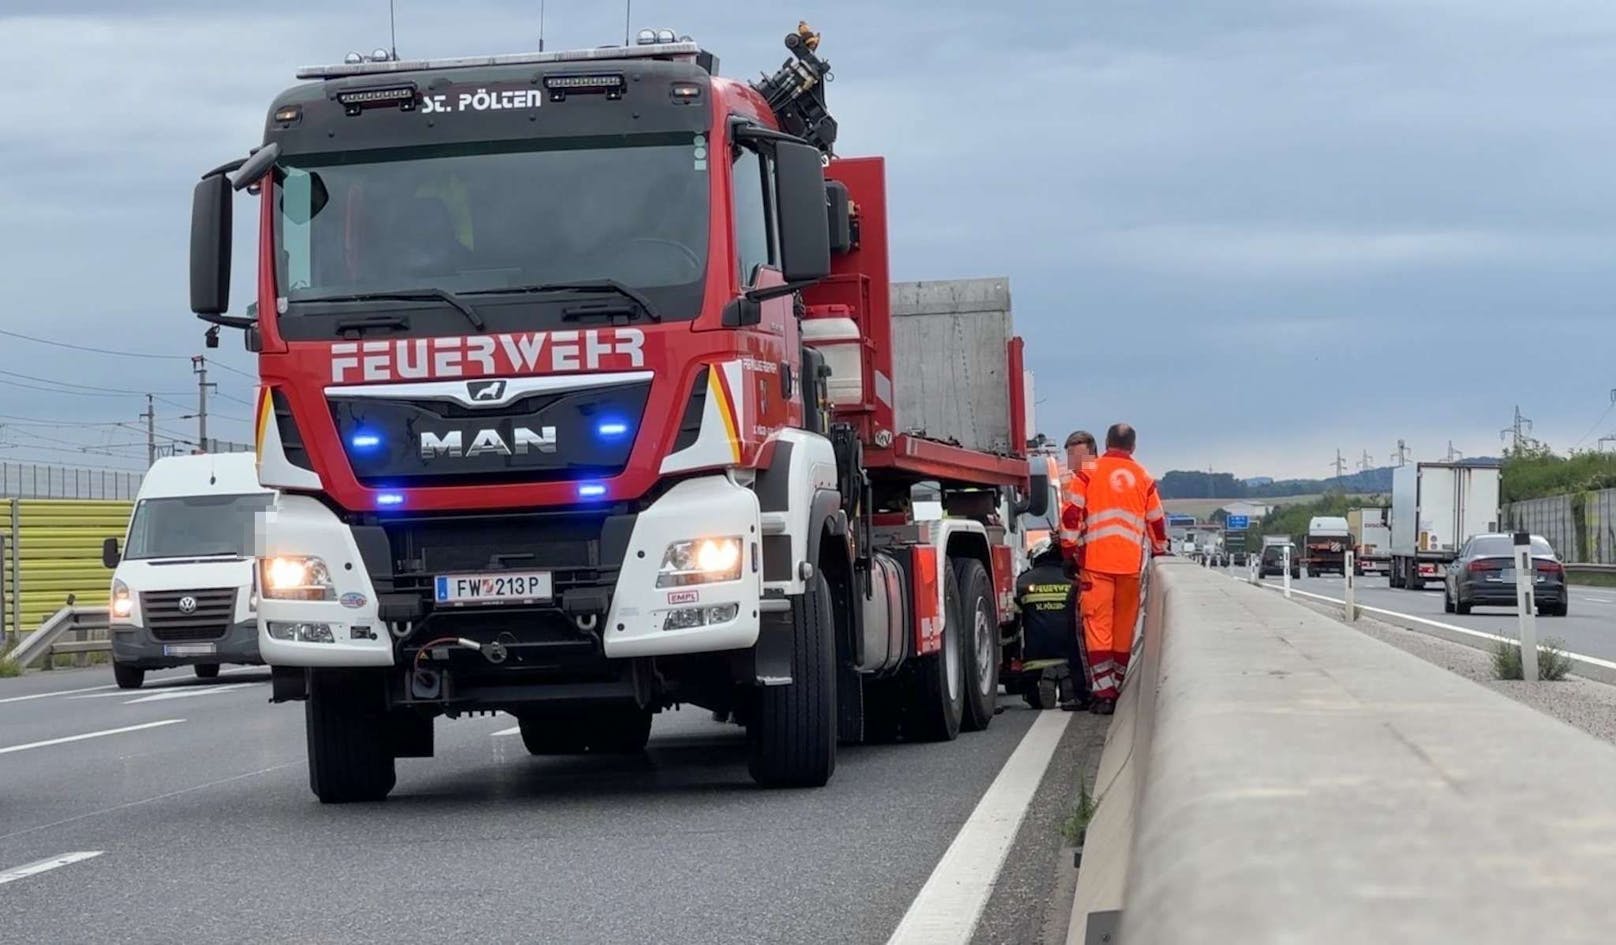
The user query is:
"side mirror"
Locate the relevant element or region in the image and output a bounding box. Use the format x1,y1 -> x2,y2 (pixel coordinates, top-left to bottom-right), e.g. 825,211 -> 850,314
772,141 -> 831,283
1018,462 -> 1052,519
102,537 -> 121,570
191,174 -> 233,315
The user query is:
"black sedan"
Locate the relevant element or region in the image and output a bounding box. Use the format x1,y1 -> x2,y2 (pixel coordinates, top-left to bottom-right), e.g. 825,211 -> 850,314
1443,533 -> 1567,616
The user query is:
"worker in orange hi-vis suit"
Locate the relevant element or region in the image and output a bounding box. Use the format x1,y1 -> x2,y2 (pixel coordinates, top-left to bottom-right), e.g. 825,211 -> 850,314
1056,430 -> 1098,562
1067,423 -> 1169,715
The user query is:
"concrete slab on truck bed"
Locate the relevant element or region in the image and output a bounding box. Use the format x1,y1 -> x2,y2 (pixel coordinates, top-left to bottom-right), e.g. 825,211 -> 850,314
891,278 -> 1013,456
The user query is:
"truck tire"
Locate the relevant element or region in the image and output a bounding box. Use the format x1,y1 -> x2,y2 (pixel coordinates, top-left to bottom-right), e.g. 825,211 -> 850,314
748,572 -> 837,787
952,557 -> 997,733
112,662 -> 145,690
906,562 -> 965,743
518,712 -> 590,755
194,663 -> 220,680
1409,572 -> 1424,591
587,704 -> 655,754
859,678 -> 903,744
306,670 -> 396,803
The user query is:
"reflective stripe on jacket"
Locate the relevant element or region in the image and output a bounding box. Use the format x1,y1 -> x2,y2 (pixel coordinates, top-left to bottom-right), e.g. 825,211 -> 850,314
1077,449 -> 1169,574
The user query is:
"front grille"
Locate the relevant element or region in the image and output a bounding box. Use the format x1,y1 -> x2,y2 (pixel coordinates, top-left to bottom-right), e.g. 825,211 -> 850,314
141,588 -> 237,642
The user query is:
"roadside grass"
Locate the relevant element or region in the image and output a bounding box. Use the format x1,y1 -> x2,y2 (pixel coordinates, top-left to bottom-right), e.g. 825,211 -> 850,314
1566,569 -> 1616,589
1492,637 -> 1575,681
1060,776 -> 1098,846
0,655 -> 20,678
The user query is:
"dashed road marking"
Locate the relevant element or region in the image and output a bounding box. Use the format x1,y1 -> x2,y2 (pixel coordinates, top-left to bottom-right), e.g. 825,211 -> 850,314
0,684 -> 116,704
0,719 -> 186,756
122,683 -> 259,705
0,851 -> 103,886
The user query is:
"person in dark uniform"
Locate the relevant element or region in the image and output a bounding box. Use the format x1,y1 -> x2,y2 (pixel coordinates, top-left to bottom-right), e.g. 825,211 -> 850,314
1014,542 -> 1089,710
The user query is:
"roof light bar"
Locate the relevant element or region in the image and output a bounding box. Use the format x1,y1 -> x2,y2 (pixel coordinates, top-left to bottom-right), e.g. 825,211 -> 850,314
297,41 -> 701,80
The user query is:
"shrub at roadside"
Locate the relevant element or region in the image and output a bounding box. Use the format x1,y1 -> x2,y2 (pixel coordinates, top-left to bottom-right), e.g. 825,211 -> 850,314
1492,637 -> 1575,681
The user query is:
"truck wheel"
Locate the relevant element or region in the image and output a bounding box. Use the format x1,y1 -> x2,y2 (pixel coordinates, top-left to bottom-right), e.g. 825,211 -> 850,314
952,557 -> 997,733
1409,573 -> 1424,591
112,662 -> 145,690
907,562 -> 966,743
193,663 -> 220,680
586,704 -> 654,754
859,678 -> 903,744
518,712 -> 590,755
748,572 -> 837,787
306,669 -> 396,803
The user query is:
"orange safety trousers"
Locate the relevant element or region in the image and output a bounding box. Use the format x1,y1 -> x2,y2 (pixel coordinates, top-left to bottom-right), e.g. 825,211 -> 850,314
1080,571 -> 1141,700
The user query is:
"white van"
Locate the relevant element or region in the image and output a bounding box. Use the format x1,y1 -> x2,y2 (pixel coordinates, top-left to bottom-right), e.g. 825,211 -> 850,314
102,454 -> 273,689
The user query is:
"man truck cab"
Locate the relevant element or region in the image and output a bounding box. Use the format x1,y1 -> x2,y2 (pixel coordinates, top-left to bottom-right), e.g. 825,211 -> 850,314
103,454 -> 273,689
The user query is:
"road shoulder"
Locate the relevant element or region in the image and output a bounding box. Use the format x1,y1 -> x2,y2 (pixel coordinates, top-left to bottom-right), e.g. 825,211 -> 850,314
1292,596 -> 1616,746
969,707 -> 1108,945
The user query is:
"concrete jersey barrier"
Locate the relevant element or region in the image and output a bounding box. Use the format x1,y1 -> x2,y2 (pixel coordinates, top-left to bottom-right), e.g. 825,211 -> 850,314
1072,558 -> 1616,944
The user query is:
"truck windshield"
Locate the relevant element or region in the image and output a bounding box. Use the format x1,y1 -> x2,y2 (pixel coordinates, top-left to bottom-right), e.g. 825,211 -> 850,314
275,134 -> 709,323
124,494 -> 273,560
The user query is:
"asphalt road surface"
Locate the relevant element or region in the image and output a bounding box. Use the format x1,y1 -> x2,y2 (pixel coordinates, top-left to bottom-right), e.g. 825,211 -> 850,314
1240,569 -> 1616,662
0,664 -> 1103,945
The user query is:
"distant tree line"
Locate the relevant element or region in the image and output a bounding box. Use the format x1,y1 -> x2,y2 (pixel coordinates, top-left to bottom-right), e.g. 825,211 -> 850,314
1158,467 -> 1395,500
1501,446 -> 1616,503
1242,491 -> 1389,545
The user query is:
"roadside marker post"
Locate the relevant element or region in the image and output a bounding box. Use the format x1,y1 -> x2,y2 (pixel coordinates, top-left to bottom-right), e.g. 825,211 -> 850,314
1282,546 -> 1292,599
1513,532 -> 1538,682
1344,550 -> 1356,622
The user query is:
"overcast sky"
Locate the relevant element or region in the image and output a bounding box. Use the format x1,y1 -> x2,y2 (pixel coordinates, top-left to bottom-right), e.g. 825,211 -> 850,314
3,0 -> 1614,476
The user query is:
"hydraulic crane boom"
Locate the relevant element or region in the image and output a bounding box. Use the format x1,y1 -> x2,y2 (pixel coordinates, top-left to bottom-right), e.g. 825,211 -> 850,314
751,22 -> 838,155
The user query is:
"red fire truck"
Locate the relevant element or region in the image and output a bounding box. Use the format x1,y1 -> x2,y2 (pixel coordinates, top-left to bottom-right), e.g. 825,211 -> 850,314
188,23 -> 1046,802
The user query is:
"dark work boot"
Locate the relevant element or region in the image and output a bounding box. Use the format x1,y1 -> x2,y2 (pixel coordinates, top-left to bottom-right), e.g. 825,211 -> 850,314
1089,698 -> 1116,716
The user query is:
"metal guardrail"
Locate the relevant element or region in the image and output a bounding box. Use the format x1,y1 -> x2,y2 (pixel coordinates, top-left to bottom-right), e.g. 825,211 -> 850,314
6,605 -> 110,670
1566,562 -> 1616,574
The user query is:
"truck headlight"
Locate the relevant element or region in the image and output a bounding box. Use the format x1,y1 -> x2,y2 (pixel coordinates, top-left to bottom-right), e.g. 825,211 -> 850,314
262,555 -> 335,601
657,537 -> 742,587
110,579 -> 133,621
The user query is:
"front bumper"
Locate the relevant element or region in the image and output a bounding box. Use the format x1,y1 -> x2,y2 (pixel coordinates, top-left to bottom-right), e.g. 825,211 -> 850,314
111,620 -> 261,668
256,475 -> 763,668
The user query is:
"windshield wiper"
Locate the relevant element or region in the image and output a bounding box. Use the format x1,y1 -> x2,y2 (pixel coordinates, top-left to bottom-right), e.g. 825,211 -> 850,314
298,288 -> 485,331
465,280 -> 660,322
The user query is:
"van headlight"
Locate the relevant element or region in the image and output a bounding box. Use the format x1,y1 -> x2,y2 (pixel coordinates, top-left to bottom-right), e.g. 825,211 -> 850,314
110,579 -> 133,621
261,555 -> 335,601
656,537 -> 743,587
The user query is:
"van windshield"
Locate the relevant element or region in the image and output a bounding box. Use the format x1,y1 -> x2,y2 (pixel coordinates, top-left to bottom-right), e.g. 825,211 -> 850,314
124,494 -> 273,560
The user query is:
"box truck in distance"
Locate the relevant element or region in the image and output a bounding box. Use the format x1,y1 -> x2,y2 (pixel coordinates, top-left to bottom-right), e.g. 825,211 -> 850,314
1389,463 -> 1501,590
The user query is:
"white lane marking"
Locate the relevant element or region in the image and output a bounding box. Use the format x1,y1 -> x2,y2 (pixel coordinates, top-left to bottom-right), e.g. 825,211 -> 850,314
0,719 -> 186,756
0,851 -> 103,886
1580,597 -> 1613,604
0,763 -> 294,844
122,683 -> 258,705
491,726 -> 521,737
885,710 -> 1072,945
0,684 -> 116,705
1261,583 -> 1616,673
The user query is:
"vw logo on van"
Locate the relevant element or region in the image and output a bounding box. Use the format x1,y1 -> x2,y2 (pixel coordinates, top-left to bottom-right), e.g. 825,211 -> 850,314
177,596 -> 198,614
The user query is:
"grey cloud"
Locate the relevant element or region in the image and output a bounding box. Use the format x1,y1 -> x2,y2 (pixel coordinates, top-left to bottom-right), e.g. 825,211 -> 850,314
3,2 -> 1614,475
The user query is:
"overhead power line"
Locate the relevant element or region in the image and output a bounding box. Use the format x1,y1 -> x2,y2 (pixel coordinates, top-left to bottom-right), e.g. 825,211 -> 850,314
0,326 -> 189,360
0,368 -> 189,397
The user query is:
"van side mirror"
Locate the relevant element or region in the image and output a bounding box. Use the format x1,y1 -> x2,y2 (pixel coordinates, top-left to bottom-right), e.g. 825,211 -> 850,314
102,537 -> 121,569
191,174 -> 233,315
773,141 -> 831,283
